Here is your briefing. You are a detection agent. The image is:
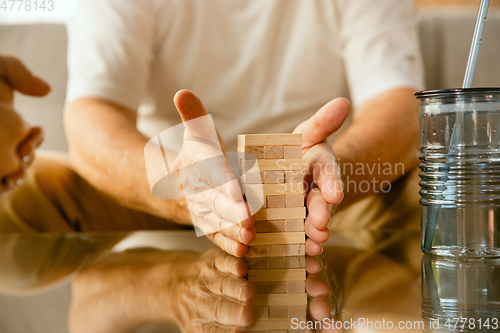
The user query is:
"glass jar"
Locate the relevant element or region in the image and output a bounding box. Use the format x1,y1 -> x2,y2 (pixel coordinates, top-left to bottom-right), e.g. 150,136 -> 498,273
415,88 -> 500,257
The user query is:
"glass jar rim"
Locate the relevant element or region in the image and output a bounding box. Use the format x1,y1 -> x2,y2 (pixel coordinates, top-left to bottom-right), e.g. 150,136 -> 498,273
414,87 -> 500,99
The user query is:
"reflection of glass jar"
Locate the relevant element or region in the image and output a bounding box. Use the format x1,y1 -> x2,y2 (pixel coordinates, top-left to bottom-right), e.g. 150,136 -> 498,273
421,255 -> 500,332
415,88 -> 500,257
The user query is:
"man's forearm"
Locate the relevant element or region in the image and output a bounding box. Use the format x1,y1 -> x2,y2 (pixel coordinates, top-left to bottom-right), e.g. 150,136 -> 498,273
64,97 -> 191,224
332,88 -> 419,208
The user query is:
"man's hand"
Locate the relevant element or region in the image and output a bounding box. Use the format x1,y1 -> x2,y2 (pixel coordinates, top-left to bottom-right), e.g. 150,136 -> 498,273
0,55 -> 50,194
171,90 -> 256,257
293,98 -> 350,256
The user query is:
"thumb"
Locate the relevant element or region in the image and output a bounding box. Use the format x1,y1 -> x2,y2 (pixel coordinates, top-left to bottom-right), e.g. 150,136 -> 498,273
0,55 -> 51,97
173,89 -> 208,122
173,89 -> 228,153
294,98 -> 350,148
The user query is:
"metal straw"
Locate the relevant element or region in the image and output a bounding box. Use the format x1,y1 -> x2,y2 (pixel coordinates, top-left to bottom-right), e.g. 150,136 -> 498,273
463,0 -> 491,89
424,0 -> 490,252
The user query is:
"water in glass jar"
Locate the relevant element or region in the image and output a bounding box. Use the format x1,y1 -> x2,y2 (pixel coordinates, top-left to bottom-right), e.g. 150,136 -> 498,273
420,107 -> 500,257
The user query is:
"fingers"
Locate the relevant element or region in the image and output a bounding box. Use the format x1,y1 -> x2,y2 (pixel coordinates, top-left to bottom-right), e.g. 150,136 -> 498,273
207,232 -> 249,258
305,238 -> 323,257
205,273 -> 257,303
0,55 -> 51,97
314,159 -> 343,206
294,98 -> 350,148
214,250 -> 249,277
203,296 -> 255,327
305,188 -> 331,255
306,274 -> 331,298
220,223 -> 256,245
309,297 -> 333,321
305,256 -> 323,275
306,188 -> 331,236
212,189 -> 248,224
173,89 -> 208,122
303,143 -> 343,205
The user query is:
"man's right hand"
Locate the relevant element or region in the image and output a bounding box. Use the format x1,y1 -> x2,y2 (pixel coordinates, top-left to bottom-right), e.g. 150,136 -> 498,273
0,55 -> 50,194
168,90 -> 256,257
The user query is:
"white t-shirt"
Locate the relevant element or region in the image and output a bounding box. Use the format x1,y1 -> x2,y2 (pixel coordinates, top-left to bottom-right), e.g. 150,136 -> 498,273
66,0 -> 424,150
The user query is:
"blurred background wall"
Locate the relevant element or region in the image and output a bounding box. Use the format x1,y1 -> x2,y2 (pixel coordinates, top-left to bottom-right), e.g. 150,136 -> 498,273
1,0 -> 500,153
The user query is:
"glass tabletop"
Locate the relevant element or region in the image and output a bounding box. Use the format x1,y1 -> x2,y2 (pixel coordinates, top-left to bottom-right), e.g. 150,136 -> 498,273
1,228 -> 496,333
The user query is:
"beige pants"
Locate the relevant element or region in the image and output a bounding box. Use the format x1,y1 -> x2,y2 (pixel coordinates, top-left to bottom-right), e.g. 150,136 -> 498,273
0,152 -> 421,233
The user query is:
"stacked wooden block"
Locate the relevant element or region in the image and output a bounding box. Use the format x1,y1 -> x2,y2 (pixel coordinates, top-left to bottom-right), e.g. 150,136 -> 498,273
237,134 -> 307,333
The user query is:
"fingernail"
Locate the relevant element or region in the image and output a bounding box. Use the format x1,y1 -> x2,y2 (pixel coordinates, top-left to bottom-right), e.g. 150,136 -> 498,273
239,285 -> 245,301
238,227 -> 243,242
319,246 -> 324,255
233,261 -> 239,276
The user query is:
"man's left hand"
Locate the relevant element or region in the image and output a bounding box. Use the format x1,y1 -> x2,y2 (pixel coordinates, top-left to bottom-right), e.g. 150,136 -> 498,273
293,98 -> 350,256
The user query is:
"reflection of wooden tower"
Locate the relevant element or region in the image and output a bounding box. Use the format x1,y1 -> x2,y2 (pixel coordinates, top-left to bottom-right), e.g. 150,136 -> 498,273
238,134 -> 307,332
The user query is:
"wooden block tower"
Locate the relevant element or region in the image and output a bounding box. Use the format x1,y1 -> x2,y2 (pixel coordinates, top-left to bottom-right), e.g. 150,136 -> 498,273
237,134 -> 307,333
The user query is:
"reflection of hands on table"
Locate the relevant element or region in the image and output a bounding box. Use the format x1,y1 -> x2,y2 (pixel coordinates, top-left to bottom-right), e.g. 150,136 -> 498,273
69,247 -> 257,333
305,256 -> 345,333
0,55 -> 49,194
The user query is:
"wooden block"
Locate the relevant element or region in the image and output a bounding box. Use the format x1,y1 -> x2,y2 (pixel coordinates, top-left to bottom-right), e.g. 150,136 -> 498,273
238,134 -> 302,147
267,256 -> 286,269
284,146 -> 302,158
264,146 -> 284,159
285,170 -> 303,183
285,256 -> 306,269
286,195 -> 304,207
254,293 -> 308,306
254,281 -> 286,294
285,219 -> 305,232
266,195 -> 286,208
269,306 -> 288,318
247,257 -> 267,270
252,232 -> 305,246
242,171 -> 264,184
255,207 -> 306,220
247,245 -> 267,257
264,171 -> 284,184
267,244 -> 285,256
255,306 -> 269,319
285,244 -> 305,256
248,318 -> 306,331
240,158 -> 302,171
254,220 -> 267,233
266,220 -> 285,232
286,280 -> 306,293
237,146 -> 264,159
248,268 -> 306,282
246,183 -> 303,196
288,304 -> 307,318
